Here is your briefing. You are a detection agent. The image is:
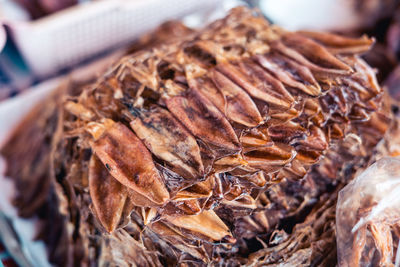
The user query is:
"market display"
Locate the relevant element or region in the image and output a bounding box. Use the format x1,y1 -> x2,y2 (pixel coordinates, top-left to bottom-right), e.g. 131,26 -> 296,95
0,6 -> 393,266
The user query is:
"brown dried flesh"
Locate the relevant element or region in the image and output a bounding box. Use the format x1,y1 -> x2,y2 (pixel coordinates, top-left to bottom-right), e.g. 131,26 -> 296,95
0,7 -> 390,267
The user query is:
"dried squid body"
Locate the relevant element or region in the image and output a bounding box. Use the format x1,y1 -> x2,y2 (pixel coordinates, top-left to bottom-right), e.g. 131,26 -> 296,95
89,120 -> 170,206
42,6 -> 387,266
337,157 -> 400,267
127,105 -> 204,180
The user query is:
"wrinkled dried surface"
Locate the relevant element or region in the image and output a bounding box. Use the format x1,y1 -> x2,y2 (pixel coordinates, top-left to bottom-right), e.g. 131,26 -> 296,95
0,7 -> 390,267
89,155 -> 128,233
91,121 -> 170,205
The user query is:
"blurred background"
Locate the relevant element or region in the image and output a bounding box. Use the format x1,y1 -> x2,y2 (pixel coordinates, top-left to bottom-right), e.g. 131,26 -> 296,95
1,0 -> 400,266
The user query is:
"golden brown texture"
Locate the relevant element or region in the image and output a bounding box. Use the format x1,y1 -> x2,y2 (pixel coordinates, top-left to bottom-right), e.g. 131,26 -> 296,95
54,7 -> 385,265
0,7 -> 390,267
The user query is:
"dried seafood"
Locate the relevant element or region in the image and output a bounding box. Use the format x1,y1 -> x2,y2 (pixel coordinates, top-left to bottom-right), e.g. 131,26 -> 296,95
337,157 -> 400,267
0,7 -> 390,266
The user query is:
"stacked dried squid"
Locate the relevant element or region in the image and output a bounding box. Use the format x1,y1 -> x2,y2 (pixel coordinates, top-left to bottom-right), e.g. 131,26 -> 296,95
1,7 -> 391,266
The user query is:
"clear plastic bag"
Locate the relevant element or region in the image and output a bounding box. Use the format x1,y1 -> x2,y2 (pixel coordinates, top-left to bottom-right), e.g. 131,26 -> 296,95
337,157 -> 400,267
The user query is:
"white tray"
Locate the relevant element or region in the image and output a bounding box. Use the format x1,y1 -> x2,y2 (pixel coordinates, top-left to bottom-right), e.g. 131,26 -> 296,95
2,0 -> 218,77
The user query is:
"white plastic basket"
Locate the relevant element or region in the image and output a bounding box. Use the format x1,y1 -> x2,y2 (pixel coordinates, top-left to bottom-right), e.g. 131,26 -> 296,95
3,0 -> 218,77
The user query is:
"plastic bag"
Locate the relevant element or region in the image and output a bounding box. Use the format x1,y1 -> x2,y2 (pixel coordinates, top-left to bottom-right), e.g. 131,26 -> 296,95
337,157 -> 400,267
